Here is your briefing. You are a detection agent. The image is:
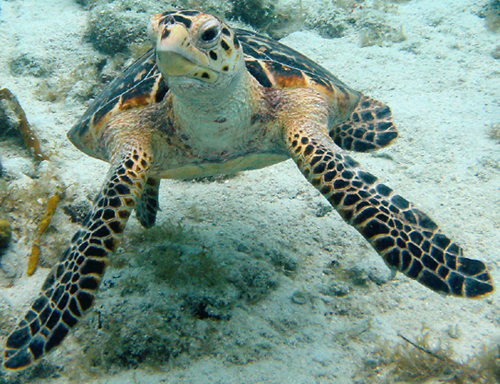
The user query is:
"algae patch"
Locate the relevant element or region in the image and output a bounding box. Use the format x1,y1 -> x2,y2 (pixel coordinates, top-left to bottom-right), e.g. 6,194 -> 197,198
355,328 -> 500,384
68,220 -> 282,373
482,0 -> 500,32
0,88 -> 49,162
486,122 -> 500,143
0,218 -> 11,251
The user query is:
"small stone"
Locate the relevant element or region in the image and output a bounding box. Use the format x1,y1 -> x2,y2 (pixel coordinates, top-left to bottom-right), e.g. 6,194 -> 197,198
319,281 -> 351,297
291,290 -> 310,304
364,358 -> 378,369
367,266 -> 393,286
347,266 -> 370,286
492,45 -> 500,60
315,201 -> 333,217
268,248 -> 298,274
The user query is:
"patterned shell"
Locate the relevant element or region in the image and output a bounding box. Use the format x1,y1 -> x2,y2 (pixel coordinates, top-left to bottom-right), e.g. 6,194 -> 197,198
69,28 -> 358,140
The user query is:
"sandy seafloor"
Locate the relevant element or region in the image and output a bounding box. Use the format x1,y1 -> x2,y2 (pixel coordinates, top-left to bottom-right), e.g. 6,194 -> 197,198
0,0 -> 499,383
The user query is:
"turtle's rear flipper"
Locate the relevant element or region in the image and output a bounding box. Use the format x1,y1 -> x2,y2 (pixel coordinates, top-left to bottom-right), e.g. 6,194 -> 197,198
285,103 -> 493,298
135,177 -> 161,228
329,94 -> 398,152
3,147 -> 151,370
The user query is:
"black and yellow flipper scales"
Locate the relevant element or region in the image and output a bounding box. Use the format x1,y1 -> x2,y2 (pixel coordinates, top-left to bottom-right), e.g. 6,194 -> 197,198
135,177 -> 161,229
3,147 -> 151,370
285,98 -> 493,298
330,95 -> 398,152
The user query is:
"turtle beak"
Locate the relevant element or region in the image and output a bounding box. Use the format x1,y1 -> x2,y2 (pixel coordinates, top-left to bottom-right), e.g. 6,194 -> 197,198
156,24 -> 199,77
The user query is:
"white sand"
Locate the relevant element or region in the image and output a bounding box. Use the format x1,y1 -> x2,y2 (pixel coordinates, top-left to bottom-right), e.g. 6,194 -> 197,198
0,0 -> 499,383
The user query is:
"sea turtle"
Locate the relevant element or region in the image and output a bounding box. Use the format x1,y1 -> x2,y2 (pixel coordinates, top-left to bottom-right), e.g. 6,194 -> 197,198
3,9 -> 493,370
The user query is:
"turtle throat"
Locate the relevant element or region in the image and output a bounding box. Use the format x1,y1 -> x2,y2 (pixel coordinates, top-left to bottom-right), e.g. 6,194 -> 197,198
170,67 -> 258,155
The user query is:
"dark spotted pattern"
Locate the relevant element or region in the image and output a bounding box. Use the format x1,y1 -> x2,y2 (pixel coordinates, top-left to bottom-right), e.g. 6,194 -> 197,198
3,148 -> 151,370
220,39 -> 230,51
161,27 -> 171,40
330,95 -> 398,152
172,15 -> 192,29
135,177 -> 161,228
285,127 -> 493,298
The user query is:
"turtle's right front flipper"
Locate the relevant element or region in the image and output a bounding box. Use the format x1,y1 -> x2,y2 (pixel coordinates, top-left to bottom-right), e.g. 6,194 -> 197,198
3,146 -> 152,370
329,95 -> 398,152
282,93 -> 493,298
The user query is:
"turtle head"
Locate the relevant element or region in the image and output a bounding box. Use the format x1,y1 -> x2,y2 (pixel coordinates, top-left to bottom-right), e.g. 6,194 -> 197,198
150,10 -> 244,94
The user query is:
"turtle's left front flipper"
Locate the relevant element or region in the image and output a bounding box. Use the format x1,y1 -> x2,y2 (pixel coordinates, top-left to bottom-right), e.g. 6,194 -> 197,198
283,93 -> 493,298
3,145 -> 152,370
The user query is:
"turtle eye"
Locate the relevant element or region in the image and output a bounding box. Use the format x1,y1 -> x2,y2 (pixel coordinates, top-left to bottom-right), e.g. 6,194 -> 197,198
200,26 -> 219,42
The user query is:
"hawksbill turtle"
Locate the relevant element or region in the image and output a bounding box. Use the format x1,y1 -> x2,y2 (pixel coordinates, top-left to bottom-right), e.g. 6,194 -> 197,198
3,10 -> 493,370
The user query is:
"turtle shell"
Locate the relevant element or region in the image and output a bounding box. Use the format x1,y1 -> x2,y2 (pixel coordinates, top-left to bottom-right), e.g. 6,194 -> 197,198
236,29 -> 356,101
68,28 -> 360,159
